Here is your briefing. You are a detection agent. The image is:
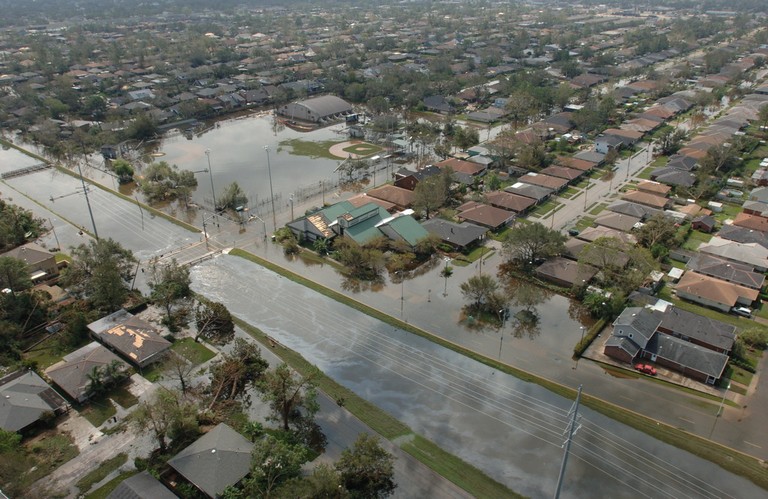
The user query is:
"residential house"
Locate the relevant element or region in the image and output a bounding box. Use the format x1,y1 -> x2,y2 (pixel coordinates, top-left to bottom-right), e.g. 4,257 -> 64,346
686,253 -> 764,291
534,257 -> 598,288
539,165 -> 583,182
604,305 -> 731,384
573,150 -> 606,166
393,166 -> 441,191
636,181 -> 671,197
433,158 -> 486,177
518,173 -> 569,192
577,226 -> 637,245
504,182 -> 553,203
1,242 -> 58,283
650,167 -> 697,188
732,212 -> 768,233
365,185 -> 415,211
742,200 -> 768,217
556,156 -> 595,172
377,215 -> 430,248
606,201 -> 661,221
421,219 -> 487,251
485,191 -> 536,214
675,272 -> 759,312
168,423 -> 253,498
88,310 -> 171,369
717,224 -> 768,249
595,134 -> 627,155
0,370 -> 67,432
688,213 -> 717,232
423,95 -> 455,114
698,237 -> 768,272
594,212 -> 641,232
106,471 -> 176,499
456,201 -> 515,231
749,186 -> 768,203
621,190 -> 670,210
45,342 -> 129,403
751,168 -> 768,187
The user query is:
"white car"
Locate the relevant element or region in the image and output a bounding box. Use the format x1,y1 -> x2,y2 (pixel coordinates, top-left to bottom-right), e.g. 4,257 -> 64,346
732,307 -> 752,318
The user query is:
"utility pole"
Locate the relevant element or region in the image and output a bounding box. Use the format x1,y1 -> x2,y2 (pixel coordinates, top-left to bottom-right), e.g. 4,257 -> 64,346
48,218 -> 60,250
554,385 -> 583,499
205,149 -> 218,220
76,161 -> 99,239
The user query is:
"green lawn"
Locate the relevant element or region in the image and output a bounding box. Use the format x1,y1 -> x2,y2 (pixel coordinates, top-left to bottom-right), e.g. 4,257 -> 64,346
85,471 -> 138,499
559,187 -> 580,199
636,166 -> 656,180
453,246 -> 495,267
713,203 -> 742,223
111,385 -> 139,409
24,343 -> 65,370
575,217 -> 596,231
278,139 -> 341,160
76,453 -> 128,495
531,199 -> 561,217
682,229 -> 713,251
589,203 -> 607,216
172,337 -> 215,365
79,398 -> 116,427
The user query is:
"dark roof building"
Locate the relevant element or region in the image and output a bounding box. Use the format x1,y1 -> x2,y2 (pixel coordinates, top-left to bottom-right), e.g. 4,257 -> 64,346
456,201 -> 515,230
504,182 -> 553,203
485,191 -> 536,213
534,257 -> 598,288
107,471 -> 176,499
88,310 -> 171,368
686,254 -> 765,290
0,370 -> 67,432
519,172 -> 568,191
276,95 -> 352,123
168,423 -> 253,498
421,218 -> 487,250
717,224 -> 768,248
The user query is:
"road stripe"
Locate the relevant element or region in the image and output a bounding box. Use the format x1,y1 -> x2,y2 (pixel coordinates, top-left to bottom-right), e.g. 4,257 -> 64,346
743,441 -> 762,449
678,417 -> 695,424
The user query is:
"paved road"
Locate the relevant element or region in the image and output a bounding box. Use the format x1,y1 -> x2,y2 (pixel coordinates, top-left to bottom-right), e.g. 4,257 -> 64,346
190,255 -> 766,499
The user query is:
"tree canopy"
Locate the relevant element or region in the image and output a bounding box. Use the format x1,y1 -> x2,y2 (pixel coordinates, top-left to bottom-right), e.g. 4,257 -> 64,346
336,434 -> 396,499
501,222 -> 566,265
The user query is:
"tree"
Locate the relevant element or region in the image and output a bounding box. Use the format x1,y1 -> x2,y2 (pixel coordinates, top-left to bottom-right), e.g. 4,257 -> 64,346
634,214 -> 678,250
133,389 -> 199,454
60,238 -> 137,312
260,363 -> 319,432
148,258 -> 192,332
138,161 -> 198,204
278,463 -> 348,498
0,257 -> 32,296
208,338 -> 269,409
218,182 -> 249,212
237,435 -> 308,498
0,199 -> 45,252
699,144 -> 741,174
167,354 -> 196,395
459,274 -> 508,317
111,159 -> 134,184
412,175 -> 448,218
336,434 -> 396,499
656,128 -> 687,156
195,298 -> 235,344
502,222 -> 566,265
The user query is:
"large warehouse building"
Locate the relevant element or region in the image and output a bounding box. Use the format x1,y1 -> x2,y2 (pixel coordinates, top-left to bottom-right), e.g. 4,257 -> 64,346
277,95 -> 353,123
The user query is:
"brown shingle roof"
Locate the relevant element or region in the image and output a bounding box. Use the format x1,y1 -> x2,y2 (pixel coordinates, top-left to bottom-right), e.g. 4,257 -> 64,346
621,190 -> 669,209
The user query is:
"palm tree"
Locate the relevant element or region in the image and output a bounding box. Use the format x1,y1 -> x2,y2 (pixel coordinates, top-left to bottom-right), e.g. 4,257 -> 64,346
86,366 -> 105,399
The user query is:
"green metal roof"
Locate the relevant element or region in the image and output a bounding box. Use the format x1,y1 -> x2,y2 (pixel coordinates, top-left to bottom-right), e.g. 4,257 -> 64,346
342,204 -> 390,245
383,216 -> 430,246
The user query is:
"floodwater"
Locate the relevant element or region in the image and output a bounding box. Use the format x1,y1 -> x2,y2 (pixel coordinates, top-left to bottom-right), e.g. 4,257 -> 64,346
146,112 -> 359,211
190,255 -> 764,499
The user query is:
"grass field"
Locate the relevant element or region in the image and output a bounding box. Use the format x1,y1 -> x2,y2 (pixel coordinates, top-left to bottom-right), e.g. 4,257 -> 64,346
279,138 -> 342,160
172,337 -> 215,365
531,199 -> 561,217
682,229 -> 713,251
342,142 -> 383,157
24,432 -> 79,485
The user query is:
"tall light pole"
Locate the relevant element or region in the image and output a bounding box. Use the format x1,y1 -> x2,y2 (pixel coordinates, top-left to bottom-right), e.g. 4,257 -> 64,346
498,308 -> 506,359
626,151 -> 632,181
265,145 -> 277,233
204,149 -> 218,218
289,193 -> 294,221
709,382 -> 731,439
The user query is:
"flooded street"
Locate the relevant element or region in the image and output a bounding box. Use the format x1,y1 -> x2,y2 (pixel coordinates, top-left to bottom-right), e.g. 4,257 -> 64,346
190,255 -> 763,499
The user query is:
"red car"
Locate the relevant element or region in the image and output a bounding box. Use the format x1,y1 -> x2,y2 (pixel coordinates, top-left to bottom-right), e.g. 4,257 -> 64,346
635,363 -> 657,376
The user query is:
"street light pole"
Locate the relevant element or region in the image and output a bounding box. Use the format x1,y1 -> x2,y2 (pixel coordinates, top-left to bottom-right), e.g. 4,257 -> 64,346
265,145 -> 277,233
289,193 -> 294,221
626,151 -> 632,181
709,382 -> 731,439
205,149 -> 218,219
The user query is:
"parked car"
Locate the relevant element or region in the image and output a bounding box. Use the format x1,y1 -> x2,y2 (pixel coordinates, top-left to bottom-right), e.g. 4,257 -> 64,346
732,306 -> 752,318
634,363 -> 657,376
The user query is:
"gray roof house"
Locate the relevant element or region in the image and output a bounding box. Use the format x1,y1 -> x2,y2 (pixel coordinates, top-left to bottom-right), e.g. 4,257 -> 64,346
107,471 -> 176,499
717,224 -> 768,249
168,423 -> 253,498
421,218 -> 487,250
46,342 -> 129,403
0,370 -> 67,432
686,254 -> 765,290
